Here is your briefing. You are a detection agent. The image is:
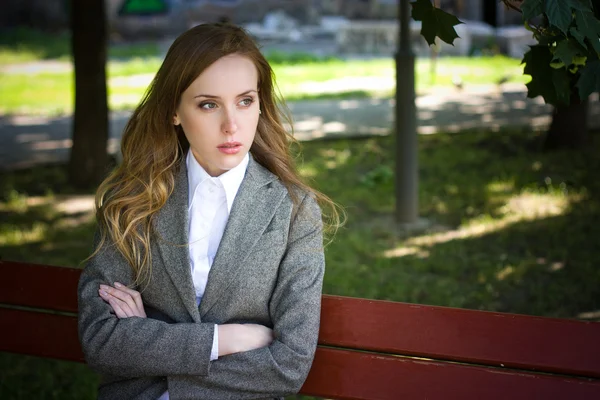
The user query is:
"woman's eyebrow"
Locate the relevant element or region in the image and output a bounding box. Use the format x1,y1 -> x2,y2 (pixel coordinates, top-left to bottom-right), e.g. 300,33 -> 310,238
194,89 -> 258,99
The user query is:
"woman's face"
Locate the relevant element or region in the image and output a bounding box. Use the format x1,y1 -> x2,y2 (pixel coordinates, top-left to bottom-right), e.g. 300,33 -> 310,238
175,54 -> 260,177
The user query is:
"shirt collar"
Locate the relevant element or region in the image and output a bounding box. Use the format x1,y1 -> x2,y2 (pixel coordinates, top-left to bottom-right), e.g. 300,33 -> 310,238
186,151 -> 249,213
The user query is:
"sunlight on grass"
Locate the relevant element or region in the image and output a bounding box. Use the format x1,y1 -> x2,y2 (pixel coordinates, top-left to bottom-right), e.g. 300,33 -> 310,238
0,193 -> 95,248
487,180 -> 515,194
0,222 -> 46,246
319,148 -> 352,170
1,56 -> 528,115
298,165 -> 318,178
384,189 -> 580,258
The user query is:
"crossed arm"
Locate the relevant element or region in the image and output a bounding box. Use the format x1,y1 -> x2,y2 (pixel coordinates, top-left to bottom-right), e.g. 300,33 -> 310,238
79,193 -> 324,397
98,283 -> 273,357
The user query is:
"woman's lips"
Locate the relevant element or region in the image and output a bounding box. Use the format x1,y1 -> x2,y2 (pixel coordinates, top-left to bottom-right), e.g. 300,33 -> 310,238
217,142 -> 242,154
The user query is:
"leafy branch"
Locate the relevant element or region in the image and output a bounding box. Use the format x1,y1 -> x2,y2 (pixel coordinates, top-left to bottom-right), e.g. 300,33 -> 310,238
411,0 -> 600,105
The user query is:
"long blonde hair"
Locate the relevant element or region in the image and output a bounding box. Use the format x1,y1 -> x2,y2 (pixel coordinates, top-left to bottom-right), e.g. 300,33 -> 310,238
93,23 -> 342,287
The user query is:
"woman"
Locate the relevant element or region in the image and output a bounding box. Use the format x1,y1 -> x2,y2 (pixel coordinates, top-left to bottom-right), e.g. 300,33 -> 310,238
78,23 -> 339,399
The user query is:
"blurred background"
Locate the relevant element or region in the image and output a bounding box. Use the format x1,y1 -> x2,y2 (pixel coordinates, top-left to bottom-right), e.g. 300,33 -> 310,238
1,0 -> 600,398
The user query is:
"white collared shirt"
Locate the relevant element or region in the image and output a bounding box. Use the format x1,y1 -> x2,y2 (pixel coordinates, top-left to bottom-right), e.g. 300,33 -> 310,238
158,151 -> 249,400
187,151 -> 248,302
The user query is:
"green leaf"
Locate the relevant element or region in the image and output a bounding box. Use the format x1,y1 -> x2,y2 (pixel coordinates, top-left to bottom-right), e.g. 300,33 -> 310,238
411,0 -> 463,46
546,0 -> 574,34
576,59 -> 600,98
567,0 -> 593,12
552,68 -> 572,105
522,0 -> 545,20
570,26 -> 588,48
552,39 -> 582,66
575,10 -> 600,54
523,45 -> 559,104
573,55 -> 588,65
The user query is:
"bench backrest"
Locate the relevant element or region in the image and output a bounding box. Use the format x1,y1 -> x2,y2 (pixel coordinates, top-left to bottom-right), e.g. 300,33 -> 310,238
1,260 -> 600,399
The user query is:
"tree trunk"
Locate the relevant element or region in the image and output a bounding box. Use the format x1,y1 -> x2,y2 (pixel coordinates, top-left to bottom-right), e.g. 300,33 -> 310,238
544,95 -> 589,151
68,0 -> 109,188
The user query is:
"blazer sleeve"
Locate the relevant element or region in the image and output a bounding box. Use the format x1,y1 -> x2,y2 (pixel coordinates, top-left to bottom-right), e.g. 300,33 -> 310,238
77,231 -> 215,378
167,192 -> 325,398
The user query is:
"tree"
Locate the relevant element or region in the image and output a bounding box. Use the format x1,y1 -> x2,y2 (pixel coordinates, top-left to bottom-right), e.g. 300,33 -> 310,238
68,0 -> 109,188
413,0 -> 600,150
506,0 -> 600,149
394,0 -> 462,224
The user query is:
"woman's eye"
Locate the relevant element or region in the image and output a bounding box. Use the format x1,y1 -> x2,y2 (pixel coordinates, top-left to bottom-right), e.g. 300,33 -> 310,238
200,102 -> 217,110
239,98 -> 253,107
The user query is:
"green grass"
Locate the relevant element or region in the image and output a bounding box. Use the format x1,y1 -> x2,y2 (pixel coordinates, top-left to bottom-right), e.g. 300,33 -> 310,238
0,55 -> 529,115
1,128 -> 599,398
309,131 -> 600,316
1,28 -> 530,114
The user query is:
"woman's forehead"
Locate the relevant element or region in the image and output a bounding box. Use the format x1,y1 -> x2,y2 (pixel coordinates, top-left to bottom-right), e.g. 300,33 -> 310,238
188,54 -> 258,94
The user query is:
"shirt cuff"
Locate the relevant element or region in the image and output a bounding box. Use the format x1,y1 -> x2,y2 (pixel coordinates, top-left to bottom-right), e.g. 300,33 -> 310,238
210,324 -> 219,361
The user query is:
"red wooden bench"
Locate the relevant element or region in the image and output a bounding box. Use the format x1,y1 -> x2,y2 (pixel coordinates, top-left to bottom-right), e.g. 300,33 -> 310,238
1,260 -> 600,399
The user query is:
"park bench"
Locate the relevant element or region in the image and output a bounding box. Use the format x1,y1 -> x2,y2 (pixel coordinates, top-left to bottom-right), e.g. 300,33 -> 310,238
1,260 -> 600,399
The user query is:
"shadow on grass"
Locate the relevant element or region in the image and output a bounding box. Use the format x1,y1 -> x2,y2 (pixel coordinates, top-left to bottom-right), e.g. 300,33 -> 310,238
1,128 -> 599,398
0,164 -> 97,266
300,129 -> 600,319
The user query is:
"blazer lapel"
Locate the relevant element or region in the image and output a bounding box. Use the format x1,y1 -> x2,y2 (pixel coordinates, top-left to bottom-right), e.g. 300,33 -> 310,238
154,160 -> 200,322
199,156 -> 287,317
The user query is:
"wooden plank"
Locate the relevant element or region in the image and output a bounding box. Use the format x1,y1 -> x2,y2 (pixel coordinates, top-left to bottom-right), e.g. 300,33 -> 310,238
2,261 -> 599,380
2,305 -> 599,400
319,295 -> 600,379
0,308 -> 84,363
0,261 -> 80,313
301,347 -> 600,400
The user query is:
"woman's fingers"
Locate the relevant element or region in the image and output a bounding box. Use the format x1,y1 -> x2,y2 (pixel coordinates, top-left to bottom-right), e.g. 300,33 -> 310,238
114,282 -> 145,315
99,284 -> 146,318
99,287 -> 134,317
100,285 -> 137,314
105,294 -> 129,318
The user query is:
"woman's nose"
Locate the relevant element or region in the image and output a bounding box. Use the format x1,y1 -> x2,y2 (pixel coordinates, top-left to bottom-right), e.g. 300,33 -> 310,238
221,109 -> 238,135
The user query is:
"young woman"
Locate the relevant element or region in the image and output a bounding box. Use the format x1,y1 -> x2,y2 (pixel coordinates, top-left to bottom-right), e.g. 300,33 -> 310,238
78,23 -> 339,399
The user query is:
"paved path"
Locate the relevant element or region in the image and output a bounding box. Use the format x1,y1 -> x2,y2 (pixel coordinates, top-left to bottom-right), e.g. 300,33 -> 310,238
1,84 -> 599,170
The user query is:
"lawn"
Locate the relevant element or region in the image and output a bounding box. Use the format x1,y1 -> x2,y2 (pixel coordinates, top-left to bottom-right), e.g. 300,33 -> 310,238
0,29 -> 529,115
1,127 -> 599,398
0,55 -> 530,115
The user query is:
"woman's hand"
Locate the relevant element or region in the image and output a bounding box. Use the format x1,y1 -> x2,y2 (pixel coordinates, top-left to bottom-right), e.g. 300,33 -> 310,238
217,324 -> 274,356
99,282 -> 146,318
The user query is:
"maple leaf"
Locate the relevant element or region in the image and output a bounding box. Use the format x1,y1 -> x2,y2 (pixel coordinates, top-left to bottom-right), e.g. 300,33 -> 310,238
575,10 -> 600,54
411,0 -> 463,46
552,39 -> 584,66
524,45 -> 574,105
546,0 -> 574,34
576,60 -> 600,98
521,0 -> 544,20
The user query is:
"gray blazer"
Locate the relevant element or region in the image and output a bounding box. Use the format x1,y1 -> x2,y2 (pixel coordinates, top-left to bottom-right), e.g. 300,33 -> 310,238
77,156 -> 325,399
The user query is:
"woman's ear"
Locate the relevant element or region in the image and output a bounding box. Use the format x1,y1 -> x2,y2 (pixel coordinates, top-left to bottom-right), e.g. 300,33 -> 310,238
173,115 -> 180,126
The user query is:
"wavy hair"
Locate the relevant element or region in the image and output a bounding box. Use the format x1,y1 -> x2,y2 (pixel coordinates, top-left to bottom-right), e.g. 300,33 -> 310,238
92,23 -> 343,288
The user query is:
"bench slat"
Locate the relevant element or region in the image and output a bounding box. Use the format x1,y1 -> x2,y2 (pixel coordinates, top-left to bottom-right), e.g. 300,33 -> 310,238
0,308 -> 84,363
301,347 -> 600,400
0,261 -> 80,313
2,307 -> 598,400
3,261 -> 600,381
319,295 -> 600,379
